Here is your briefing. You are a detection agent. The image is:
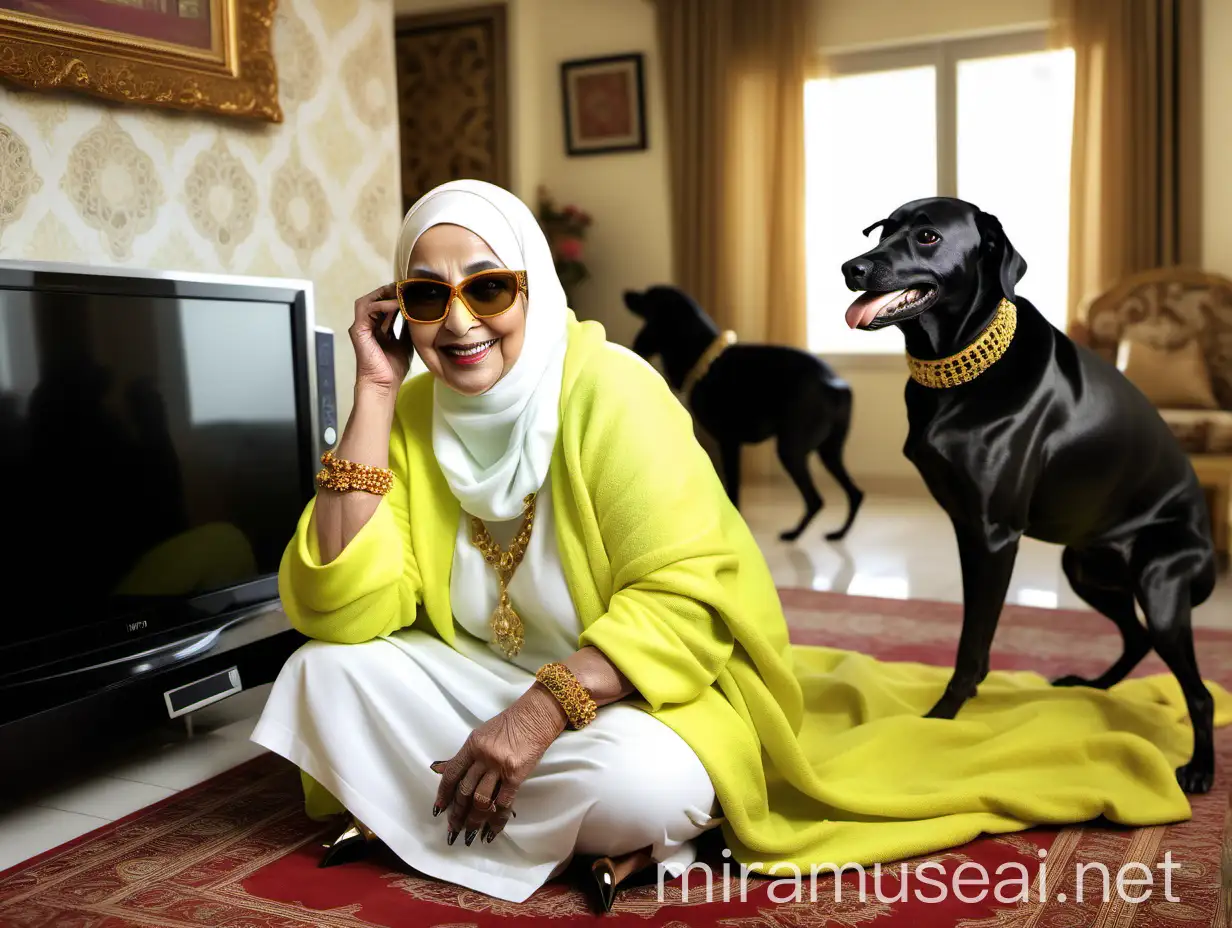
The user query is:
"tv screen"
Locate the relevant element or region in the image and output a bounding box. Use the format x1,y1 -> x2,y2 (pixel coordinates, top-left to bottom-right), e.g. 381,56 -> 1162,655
0,265 -> 317,678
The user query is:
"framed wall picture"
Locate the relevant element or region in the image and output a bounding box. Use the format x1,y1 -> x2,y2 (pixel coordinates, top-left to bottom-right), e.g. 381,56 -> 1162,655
560,52 -> 646,156
0,0 -> 281,123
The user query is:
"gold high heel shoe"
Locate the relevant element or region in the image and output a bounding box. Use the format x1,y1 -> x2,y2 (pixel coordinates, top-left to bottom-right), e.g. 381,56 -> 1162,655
319,817 -> 378,868
588,848 -> 655,914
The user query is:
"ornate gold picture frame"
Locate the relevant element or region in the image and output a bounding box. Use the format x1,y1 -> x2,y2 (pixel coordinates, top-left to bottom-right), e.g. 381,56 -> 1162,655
0,0 -> 281,123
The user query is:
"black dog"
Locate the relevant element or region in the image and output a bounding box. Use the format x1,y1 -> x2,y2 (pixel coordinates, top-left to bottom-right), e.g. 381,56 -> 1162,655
841,197 -> 1215,793
626,286 -> 864,542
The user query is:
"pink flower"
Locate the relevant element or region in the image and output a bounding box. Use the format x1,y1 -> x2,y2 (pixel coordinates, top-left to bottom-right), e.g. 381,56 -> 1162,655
557,237 -> 583,261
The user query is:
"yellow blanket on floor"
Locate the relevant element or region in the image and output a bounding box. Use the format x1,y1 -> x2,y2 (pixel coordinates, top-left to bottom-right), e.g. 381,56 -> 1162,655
281,314 -> 1230,873
722,646 -> 1229,869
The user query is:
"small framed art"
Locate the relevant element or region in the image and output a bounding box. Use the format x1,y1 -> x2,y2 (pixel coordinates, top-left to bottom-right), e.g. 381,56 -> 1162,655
560,53 -> 647,156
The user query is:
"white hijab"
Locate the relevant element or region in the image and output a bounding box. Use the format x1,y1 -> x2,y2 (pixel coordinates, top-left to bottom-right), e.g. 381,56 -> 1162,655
394,180 -> 569,523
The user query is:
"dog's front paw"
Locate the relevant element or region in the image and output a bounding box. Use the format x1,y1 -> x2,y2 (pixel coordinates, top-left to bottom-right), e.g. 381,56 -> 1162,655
779,528 -> 804,543
1051,674 -> 1093,688
924,698 -> 961,720
1175,761 -> 1215,794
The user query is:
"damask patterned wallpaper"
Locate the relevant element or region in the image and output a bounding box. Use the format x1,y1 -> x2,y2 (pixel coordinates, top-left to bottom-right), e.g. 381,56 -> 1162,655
0,0 -> 402,425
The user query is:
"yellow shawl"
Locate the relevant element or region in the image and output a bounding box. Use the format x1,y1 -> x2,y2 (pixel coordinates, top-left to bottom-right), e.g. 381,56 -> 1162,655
280,316 -> 1229,871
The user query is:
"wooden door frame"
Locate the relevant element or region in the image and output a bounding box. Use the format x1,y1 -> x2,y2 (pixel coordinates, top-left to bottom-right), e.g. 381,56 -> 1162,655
394,3 -> 510,197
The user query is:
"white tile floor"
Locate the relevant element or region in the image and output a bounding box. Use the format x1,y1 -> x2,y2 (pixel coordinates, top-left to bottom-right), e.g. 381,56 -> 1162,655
742,481 -> 1232,630
0,683 -> 272,871
3,484 -> 1230,871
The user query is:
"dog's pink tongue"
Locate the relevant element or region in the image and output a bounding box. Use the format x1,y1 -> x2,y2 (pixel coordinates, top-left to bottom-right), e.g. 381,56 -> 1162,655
845,289 -> 906,329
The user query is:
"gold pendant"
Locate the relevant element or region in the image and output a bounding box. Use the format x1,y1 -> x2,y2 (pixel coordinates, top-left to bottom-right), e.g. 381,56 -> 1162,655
491,591 -> 524,659
470,493 -> 536,661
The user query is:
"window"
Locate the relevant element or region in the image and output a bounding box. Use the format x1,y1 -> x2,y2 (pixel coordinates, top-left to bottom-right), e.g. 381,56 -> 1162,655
804,33 -> 1075,354
804,67 -> 937,355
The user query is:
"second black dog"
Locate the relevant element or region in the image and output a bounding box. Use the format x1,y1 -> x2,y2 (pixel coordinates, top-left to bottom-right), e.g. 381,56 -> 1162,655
625,286 -> 863,542
841,197 -> 1216,793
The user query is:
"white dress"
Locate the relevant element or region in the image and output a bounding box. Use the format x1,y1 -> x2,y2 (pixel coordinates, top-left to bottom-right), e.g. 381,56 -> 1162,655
251,475 -> 720,904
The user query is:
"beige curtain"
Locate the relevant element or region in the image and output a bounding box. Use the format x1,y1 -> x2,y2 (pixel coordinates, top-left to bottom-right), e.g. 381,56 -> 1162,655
651,0 -> 813,349
1053,0 -> 1202,334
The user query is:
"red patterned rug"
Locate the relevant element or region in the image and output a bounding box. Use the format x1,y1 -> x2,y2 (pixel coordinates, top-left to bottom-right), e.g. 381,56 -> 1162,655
2,590 -> 1230,928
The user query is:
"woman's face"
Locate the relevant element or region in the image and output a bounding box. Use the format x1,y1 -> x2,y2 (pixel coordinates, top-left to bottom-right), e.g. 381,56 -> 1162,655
405,224 -> 526,397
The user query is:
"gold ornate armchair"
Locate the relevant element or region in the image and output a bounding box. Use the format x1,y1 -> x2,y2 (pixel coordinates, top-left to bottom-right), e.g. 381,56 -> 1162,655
1076,267 -> 1232,559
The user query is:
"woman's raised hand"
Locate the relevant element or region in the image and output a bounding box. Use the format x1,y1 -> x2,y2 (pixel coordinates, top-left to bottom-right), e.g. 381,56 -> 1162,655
351,283 -> 412,397
430,685 -> 568,846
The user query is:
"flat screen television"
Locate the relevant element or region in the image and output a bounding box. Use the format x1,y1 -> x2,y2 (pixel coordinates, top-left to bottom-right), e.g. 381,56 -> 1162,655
0,260 -> 321,727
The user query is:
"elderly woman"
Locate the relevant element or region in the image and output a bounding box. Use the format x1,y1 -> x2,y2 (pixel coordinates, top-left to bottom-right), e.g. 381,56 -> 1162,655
252,180 -> 1212,912
252,179 -> 779,909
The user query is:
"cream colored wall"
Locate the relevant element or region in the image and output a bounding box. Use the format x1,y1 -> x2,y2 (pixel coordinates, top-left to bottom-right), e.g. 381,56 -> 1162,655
1203,0 -> 1232,278
528,0 -> 672,348
0,0 -> 403,428
394,0 -> 671,348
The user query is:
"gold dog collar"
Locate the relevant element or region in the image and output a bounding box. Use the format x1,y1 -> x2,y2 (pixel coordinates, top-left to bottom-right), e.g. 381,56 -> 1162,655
906,298 -> 1017,389
682,329 -> 737,395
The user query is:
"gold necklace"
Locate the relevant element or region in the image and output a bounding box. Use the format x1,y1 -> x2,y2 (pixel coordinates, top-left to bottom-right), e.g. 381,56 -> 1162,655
681,330 -> 737,395
469,493 -> 536,659
906,298 -> 1017,389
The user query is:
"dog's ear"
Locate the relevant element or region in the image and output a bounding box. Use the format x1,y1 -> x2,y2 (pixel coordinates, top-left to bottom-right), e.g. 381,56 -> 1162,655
975,210 -> 1027,300
624,290 -> 647,318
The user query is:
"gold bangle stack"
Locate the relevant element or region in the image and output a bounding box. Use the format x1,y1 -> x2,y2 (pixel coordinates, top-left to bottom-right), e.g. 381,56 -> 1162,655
315,451 -> 395,496
535,662 -> 598,730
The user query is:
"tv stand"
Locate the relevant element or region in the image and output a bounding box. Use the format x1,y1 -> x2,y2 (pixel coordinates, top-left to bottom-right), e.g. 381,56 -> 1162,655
0,602 -> 303,794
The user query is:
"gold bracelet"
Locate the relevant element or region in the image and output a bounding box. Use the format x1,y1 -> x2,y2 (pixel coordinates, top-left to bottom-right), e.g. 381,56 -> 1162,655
315,451 -> 395,496
535,662 -> 598,730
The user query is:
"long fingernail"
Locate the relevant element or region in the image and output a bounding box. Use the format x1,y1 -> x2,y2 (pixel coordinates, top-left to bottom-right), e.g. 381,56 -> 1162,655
465,828 -> 479,847
485,828 -> 496,843
430,761 -> 443,771
447,829 -> 458,846
480,824 -> 491,843
432,804 -> 442,817
510,810 -> 516,818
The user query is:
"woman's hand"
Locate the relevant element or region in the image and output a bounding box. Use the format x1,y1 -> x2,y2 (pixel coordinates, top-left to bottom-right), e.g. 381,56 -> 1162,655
431,684 -> 568,846
431,649 -> 634,846
351,283 -> 412,397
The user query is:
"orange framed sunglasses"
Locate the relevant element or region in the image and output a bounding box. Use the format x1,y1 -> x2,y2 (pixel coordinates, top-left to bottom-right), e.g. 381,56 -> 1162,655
395,269 -> 529,325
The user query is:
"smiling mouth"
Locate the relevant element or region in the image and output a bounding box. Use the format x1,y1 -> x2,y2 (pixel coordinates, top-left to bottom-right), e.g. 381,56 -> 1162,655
845,286 -> 938,329
442,337 -> 498,365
